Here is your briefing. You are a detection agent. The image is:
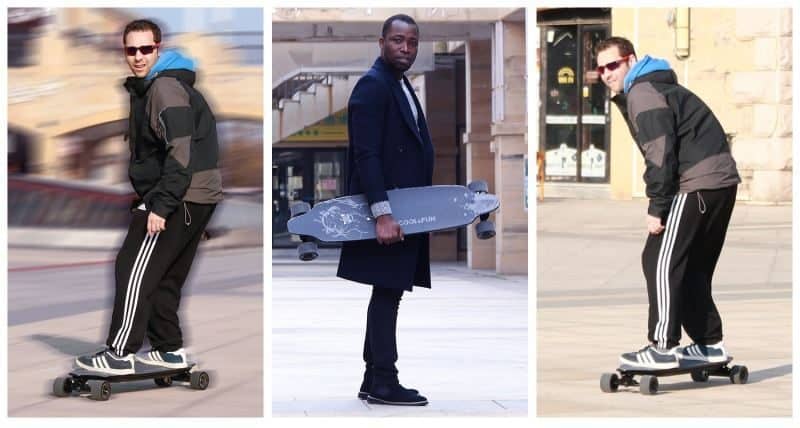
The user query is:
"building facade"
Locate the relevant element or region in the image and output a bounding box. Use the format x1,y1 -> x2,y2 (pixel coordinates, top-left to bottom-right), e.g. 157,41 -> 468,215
537,7 -> 793,204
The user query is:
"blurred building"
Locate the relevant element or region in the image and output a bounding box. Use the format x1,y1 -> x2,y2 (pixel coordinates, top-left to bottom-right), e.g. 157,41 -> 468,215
273,8 -> 527,275
8,8 -> 263,189
537,8 -> 792,203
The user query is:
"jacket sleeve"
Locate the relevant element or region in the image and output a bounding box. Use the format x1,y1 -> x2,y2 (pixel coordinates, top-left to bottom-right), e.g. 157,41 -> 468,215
144,77 -> 194,218
348,75 -> 390,206
627,83 -> 679,220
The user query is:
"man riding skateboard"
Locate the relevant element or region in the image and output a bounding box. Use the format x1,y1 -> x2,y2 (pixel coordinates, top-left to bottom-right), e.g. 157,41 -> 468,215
336,14 -> 434,406
596,37 -> 740,370
75,19 -> 222,374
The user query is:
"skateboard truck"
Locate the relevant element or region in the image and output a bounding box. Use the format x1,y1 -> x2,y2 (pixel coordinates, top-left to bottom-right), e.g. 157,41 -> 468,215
468,180 -> 495,240
290,201 -> 319,261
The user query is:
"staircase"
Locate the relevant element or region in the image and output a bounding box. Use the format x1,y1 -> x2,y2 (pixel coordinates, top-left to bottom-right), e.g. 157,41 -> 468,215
272,72 -> 361,143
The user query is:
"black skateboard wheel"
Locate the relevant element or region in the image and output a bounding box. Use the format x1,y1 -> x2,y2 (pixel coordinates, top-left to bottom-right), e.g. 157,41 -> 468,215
468,180 -> 489,193
298,241 -> 318,261
154,376 -> 173,387
639,375 -> 658,395
730,365 -> 748,384
88,380 -> 111,401
476,220 -> 495,240
190,371 -> 210,390
53,377 -> 73,397
600,373 -> 619,393
691,369 -> 710,382
290,202 -> 311,218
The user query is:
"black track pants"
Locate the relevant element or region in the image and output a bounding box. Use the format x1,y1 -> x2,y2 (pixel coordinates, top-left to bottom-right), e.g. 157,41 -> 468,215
642,186 -> 736,349
106,202 -> 216,355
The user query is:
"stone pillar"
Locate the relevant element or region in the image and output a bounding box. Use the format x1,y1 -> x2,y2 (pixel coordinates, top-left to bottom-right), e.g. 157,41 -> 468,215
464,39 -> 496,270
426,64 -> 460,261
492,20 -> 528,275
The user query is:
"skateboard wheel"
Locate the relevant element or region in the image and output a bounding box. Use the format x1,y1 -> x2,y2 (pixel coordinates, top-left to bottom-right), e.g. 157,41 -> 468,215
730,365 -> 748,384
476,220 -> 495,240
600,373 -> 619,393
691,369 -> 710,382
297,241 -> 318,261
639,375 -> 658,395
53,377 -> 73,397
468,180 -> 489,193
154,376 -> 173,387
190,371 -> 210,390
88,380 -> 111,401
290,202 -> 311,218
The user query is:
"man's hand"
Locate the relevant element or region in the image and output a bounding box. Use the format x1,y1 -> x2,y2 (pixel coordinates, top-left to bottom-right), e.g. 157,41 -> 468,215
375,214 -> 404,245
147,212 -> 166,236
647,214 -> 665,235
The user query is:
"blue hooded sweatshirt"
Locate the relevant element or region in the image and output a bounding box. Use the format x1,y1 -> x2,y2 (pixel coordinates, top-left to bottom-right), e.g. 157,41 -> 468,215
145,49 -> 196,80
623,55 -> 672,94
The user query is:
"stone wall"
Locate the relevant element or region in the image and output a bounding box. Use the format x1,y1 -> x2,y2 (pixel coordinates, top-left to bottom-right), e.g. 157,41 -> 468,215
610,8 -> 792,203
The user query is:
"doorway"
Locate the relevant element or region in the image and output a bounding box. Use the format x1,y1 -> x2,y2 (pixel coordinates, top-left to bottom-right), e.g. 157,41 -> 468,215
540,19 -> 610,183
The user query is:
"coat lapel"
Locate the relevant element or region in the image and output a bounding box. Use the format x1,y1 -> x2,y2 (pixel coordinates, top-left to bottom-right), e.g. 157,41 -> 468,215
374,58 -> 424,145
389,77 -> 424,145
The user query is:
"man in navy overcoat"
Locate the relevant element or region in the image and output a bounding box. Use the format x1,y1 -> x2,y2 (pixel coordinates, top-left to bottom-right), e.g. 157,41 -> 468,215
336,14 -> 434,406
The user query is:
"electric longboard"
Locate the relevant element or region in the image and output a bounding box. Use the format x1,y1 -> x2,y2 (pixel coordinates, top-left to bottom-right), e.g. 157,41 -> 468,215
287,181 -> 499,261
600,357 -> 748,395
53,362 -> 209,401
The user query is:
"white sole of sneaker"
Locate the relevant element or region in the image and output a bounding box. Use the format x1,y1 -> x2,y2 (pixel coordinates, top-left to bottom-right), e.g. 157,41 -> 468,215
618,358 -> 679,370
134,357 -> 188,370
678,355 -> 728,363
75,359 -> 135,375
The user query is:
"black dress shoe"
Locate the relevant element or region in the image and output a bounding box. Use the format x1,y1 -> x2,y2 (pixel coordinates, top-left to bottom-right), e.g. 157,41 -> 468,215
358,374 -> 418,400
366,384 -> 428,406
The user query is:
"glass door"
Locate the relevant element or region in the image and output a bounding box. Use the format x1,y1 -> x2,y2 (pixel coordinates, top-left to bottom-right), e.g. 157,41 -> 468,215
272,150 -> 307,247
579,25 -> 610,182
272,148 -> 347,247
542,24 -> 610,182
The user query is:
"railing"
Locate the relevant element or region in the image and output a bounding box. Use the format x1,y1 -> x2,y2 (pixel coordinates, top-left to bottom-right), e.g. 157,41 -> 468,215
272,72 -> 330,109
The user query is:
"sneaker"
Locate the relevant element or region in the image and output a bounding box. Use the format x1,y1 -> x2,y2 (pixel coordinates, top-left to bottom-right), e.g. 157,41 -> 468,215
136,348 -> 190,369
619,345 -> 680,369
678,341 -> 728,363
367,383 -> 428,406
75,349 -> 135,375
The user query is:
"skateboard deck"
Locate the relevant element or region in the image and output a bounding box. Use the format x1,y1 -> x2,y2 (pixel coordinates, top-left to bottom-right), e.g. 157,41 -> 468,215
54,361 -> 209,401
287,184 -> 499,243
601,357 -> 748,395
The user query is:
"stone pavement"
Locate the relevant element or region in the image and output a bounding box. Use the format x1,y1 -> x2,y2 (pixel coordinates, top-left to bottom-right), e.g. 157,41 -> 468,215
271,248 -> 528,417
537,198 -> 791,416
7,245 -> 263,417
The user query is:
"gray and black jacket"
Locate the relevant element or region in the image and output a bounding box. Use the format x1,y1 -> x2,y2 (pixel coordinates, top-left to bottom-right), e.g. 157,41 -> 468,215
611,55 -> 740,220
124,49 -> 223,219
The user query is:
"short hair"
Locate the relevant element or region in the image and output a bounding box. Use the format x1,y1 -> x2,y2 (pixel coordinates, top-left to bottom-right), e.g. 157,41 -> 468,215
123,19 -> 162,45
595,36 -> 636,58
381,14 -> 419,38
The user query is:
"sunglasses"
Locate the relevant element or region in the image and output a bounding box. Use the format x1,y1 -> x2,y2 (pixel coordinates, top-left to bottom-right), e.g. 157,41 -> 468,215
596,54 -> 631,75
124,44 -> 158,56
